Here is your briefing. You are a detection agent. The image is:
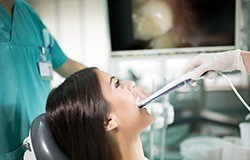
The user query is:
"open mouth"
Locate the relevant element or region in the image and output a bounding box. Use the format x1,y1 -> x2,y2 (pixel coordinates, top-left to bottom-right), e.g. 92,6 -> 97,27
131,91 -> 140,105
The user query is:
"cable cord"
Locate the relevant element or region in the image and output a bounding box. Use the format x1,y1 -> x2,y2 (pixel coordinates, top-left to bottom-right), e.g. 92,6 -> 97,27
218,71 -> 250,120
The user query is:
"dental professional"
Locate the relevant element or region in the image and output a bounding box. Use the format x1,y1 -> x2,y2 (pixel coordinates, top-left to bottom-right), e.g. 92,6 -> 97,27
0,0 -> 87,159
0,1 -> 149,159
46,67 -> 153,160
178,49 -> 250,79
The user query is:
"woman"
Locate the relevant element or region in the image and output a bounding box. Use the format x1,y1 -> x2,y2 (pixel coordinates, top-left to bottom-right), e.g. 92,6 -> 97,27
45,67 -> 153,160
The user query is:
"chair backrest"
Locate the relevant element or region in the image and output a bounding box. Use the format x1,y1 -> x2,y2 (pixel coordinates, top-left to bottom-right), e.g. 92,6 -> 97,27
31,113 -> 69,160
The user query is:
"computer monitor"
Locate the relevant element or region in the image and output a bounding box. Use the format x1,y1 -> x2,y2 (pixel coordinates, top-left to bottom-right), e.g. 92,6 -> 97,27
107,0 -> 241,58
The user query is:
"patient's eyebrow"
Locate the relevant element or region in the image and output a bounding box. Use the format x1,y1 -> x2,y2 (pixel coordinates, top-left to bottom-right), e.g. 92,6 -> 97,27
110,76 -> 115,85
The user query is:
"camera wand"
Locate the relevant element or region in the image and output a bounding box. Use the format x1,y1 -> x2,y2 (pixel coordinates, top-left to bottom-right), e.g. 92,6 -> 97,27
137,74 -> 193,108
137,71 -> 210,108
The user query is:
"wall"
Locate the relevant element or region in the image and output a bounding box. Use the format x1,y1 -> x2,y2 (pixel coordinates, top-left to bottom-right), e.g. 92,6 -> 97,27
27,0 -> 110,87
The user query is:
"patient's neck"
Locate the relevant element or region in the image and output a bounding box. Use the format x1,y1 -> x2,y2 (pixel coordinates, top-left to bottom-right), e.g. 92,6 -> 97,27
108,132 -> 145,160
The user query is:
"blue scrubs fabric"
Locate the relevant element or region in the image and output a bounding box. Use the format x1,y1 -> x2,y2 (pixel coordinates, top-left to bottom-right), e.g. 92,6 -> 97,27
0,0 -> 67,159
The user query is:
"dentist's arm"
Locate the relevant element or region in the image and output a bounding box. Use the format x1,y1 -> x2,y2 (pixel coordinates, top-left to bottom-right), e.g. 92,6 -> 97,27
178,49 -> 249,80
55,58 -> 87,78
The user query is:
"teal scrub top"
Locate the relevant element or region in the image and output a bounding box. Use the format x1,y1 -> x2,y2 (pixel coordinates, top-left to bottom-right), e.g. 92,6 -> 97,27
0,0 -> 67,159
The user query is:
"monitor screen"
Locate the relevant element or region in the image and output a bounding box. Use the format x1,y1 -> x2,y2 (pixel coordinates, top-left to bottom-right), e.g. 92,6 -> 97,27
107,0 -> 240,57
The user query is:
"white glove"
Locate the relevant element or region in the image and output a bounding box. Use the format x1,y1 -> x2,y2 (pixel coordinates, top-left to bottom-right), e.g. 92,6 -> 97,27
178,49 -> 248,80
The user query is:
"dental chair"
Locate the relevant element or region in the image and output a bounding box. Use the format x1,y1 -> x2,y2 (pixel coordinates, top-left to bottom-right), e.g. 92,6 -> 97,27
22,113 -> 69,160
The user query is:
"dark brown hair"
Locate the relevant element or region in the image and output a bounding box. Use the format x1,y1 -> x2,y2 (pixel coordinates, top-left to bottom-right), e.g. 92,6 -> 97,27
45,67 -> 115,160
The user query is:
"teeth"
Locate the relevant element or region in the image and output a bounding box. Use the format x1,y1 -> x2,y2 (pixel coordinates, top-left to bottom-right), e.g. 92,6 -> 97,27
133,0 -> 173,40
136,97 -> 140,103
136,97 -> 141,106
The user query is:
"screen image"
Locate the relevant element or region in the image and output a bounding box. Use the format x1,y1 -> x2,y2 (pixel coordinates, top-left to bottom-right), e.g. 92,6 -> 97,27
107,0 -> 239,56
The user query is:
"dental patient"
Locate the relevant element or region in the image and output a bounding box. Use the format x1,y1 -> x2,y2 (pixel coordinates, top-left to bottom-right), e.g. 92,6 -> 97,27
45,67 -> 153,160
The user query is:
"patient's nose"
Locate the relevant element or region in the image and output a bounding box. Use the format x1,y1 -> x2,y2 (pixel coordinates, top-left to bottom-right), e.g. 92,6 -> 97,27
121,81 -> 135,91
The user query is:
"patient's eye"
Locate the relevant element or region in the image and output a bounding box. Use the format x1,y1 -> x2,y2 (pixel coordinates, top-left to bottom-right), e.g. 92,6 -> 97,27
115,79 -> 120,88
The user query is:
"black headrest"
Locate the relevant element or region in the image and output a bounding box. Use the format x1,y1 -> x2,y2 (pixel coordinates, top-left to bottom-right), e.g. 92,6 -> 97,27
30,113 -> 69,160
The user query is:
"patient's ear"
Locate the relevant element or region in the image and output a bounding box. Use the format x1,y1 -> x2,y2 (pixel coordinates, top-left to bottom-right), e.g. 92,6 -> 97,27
104,114 -> 118,131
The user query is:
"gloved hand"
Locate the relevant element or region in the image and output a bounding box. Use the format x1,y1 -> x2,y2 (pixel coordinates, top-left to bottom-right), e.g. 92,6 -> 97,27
178,49 -> 248,80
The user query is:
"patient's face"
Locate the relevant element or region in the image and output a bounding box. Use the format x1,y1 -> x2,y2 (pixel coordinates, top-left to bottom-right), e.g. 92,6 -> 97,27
97,70 -> 153,134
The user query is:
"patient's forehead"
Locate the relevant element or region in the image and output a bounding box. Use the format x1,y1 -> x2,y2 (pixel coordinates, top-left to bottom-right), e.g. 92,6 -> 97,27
96,69 -> 112,82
